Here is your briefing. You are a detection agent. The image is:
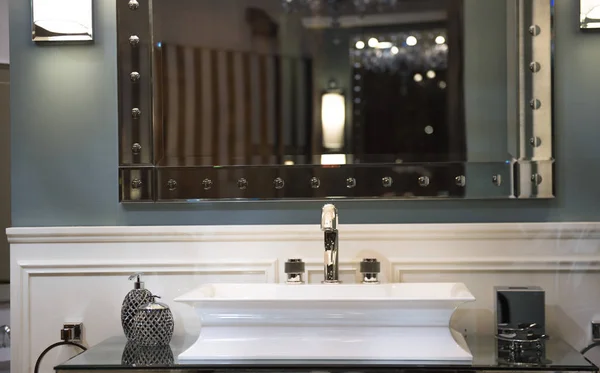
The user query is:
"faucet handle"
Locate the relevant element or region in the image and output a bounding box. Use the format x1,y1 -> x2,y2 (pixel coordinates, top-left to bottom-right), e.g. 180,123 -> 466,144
284,259 -> 305,284
321,204 -> 338,231
360,258 -> 381,284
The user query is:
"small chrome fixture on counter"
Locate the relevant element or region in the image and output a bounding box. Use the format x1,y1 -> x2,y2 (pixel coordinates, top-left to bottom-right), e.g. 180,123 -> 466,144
496,323 -> 550,365
360,258 -> 381,284
321,204 -> 340,284
284,259 -> 305,284
132,295 -> 174,347
121,273 -> 153,341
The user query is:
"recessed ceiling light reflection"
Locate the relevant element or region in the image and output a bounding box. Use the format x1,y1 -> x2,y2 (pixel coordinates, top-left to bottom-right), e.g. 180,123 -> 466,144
439,81 -> 447,89
355,40 -> 365,49
435,36 -> 446,45
426,70 -> 436,79
414,73 -> 423,82
406,36 -> 417,46
368,37 -> 379,48
391,46 -> 399,55
375,41 -> 393,49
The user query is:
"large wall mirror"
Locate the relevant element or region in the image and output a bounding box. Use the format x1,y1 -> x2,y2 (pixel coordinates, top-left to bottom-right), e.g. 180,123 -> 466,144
117,0 -> 553,202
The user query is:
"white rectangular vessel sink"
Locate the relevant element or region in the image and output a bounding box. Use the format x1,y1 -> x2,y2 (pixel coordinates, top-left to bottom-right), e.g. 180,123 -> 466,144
175,282 -> 475,362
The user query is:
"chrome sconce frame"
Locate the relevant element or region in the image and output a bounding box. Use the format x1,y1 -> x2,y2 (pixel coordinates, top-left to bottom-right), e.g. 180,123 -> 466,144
513,0 -> 554,198
32,0 -> 94,42
118,0 -> 153,202
117,0 -> 554,203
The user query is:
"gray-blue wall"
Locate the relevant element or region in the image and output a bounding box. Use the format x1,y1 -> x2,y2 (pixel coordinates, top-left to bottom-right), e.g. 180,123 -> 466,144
0,65 -> 10,282
9,0 -> 600,226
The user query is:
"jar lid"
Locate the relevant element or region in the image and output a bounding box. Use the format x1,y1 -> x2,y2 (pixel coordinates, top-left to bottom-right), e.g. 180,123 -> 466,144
139,295 -> 170,311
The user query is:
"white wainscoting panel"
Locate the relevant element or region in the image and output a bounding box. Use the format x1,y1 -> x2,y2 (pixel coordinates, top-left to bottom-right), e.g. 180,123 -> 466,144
7,222 -> 600,373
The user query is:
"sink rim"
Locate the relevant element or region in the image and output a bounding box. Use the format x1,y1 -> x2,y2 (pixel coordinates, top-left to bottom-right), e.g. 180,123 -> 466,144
174,282 -> 476,303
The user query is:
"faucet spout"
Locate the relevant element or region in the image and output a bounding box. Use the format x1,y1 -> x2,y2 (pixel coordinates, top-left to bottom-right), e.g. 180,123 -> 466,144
321,204 -> 338,231
321,204 -> 340,283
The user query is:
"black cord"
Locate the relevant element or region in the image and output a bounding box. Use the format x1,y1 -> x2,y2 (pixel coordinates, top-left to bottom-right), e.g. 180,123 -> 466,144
581,341 -> 600,355
34,341 -> 87,373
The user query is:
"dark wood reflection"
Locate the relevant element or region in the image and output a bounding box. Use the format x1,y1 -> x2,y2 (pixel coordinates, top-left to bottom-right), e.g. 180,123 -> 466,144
159,43 -> 314,166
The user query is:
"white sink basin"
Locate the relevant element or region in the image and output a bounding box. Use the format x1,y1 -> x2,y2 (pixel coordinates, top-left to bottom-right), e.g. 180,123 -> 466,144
175,282 -> 475,362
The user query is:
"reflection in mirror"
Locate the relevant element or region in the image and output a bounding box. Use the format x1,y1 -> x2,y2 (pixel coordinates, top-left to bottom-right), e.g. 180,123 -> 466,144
153,0 -> 473,166
31,0 -> 93,42
117,0 -> 554,201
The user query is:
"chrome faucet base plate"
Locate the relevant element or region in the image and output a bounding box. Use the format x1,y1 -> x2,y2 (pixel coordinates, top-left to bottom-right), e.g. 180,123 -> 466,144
321,280 -> 341,284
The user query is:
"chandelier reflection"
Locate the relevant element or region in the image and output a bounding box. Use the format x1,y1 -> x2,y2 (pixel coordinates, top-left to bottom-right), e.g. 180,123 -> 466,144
282,0 -> 400,13
351,31 -> 448,73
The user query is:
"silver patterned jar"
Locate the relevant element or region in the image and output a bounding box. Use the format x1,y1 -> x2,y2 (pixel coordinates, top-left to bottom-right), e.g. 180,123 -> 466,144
121,273 -> 153,341
131,295 -> 174,346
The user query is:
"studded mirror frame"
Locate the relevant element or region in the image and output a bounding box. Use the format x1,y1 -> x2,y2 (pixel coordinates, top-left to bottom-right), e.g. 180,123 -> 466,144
117,0 -> 554,203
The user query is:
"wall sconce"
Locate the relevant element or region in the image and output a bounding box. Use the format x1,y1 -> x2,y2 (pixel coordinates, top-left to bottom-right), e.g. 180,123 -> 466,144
581,0 -> 600,29
32,0 -> 94,42
321,80 -> 346,151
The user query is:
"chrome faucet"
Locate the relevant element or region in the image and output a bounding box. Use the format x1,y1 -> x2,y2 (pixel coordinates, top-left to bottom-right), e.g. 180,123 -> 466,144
321,204 -> 340,283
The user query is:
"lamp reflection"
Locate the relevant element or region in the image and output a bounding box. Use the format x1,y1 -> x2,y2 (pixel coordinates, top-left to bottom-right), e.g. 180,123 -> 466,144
321,90 -> 346,151
320,154 -> 347,165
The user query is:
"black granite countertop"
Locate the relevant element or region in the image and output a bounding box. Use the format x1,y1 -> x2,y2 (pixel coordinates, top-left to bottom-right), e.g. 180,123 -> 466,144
55,335 -> 598,372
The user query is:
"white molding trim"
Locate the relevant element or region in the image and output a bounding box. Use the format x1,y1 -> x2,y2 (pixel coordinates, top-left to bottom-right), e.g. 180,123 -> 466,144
7,222 -> 600,243
18,259 -> 278,278
13,259 -> 277,373
390,257 -> 600,282
295,257 -> 600,283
